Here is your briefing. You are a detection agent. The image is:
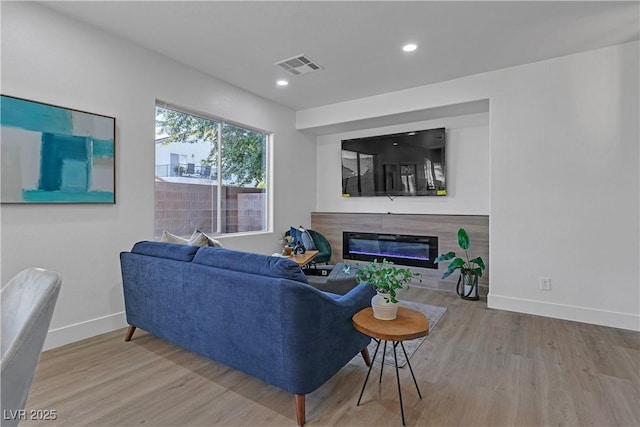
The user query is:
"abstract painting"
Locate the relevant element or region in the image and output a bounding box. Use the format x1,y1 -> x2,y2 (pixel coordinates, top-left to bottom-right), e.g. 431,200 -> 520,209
1,95 -> 115,203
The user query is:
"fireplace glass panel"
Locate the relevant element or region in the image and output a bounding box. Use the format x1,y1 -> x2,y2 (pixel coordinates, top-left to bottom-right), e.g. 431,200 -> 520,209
343,232 -> 438,269
348,238 -> 428,261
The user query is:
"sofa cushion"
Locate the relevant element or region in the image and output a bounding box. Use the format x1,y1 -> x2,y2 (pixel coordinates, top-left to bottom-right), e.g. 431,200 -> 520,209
309,277 -> 359,296
193,247 -> 308,284
131,241 -> 199,262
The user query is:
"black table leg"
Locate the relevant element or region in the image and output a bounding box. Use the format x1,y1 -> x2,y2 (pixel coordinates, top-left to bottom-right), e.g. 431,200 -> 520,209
379,340 -> 387,384
357,339 -> 420,425
400,341 -> 422,399
357,339 -> 381,406
393,341 -> 406,426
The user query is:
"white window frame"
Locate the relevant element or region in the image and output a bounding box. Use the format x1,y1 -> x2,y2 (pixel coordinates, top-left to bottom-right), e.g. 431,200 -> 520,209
155,101 -> 272,237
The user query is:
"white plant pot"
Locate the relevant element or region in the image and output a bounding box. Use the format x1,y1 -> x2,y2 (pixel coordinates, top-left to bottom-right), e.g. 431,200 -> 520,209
457,271 -> 480,301
371,292 -> 399,320
464,283 -> 478,299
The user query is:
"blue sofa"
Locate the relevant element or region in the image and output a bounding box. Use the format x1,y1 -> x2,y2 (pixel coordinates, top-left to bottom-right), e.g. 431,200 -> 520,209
120,241 -> 375,426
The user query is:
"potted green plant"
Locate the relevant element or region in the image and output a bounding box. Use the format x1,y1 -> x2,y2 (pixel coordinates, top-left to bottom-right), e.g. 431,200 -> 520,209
435,228 -> 485,301
356,259 -> 421,320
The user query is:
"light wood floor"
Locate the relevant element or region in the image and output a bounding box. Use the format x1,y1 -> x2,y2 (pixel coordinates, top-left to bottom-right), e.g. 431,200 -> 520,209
24,287 -> 640,426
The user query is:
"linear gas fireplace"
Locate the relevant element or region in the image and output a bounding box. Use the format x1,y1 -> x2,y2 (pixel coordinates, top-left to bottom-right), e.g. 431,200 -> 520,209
342,232 -> 438,269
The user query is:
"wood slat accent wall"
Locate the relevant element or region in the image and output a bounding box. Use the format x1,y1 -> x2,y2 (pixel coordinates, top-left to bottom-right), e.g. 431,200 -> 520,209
311,212 -> 490,295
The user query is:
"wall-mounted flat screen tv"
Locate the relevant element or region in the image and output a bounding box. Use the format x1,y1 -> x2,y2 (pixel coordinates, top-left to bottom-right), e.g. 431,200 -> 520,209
341,127 -> 446,197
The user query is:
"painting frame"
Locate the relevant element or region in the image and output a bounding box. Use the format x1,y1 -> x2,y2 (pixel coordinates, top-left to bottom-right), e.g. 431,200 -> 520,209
1,95 -> 116,204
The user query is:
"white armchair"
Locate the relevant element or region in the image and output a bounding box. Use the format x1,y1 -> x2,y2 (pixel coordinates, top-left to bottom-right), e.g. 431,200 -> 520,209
1,268 -> 61,427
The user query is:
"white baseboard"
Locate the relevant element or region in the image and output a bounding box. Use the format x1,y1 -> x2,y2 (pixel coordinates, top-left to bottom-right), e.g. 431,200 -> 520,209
44,311 -> 128,351
488,294 -> 640,332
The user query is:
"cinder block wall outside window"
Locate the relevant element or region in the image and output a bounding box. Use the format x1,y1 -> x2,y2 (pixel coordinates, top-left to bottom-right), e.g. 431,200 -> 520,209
155,181 -> 265,237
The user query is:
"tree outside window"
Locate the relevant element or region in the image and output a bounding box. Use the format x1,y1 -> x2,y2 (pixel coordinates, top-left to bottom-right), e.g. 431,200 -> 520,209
155,105 -> 268,236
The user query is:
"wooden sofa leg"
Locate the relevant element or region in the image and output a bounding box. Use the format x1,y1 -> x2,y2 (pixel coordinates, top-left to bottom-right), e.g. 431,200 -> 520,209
124,326 -> 136,342
361,348 -> 371,367
295,394 -> 305,426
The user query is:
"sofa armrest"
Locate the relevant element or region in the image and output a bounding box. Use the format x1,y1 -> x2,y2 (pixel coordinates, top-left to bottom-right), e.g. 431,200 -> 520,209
328,283 -> 373,308
278,282 -> 375,395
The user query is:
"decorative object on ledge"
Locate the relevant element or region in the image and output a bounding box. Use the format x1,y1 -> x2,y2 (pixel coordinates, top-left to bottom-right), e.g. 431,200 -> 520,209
356,258 -> 421,320
435,228 -> 485,301
293,241 -> 306,255
280,231 -> 294,255
1,95 -> 116,204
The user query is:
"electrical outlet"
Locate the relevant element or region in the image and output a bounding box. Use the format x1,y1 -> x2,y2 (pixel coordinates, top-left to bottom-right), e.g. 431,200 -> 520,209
540,277 -> 551,291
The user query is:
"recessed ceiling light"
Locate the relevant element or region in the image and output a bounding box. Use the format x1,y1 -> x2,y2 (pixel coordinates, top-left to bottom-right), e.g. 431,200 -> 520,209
276,80 -> 288,86
402,44 -> 417,53
408,132 -> 416,136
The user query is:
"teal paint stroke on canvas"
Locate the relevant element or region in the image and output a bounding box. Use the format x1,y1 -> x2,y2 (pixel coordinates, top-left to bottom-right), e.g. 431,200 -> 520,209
1,95 -> 72,135
40,133 -> 90,192
92,139 -> 115,158
22,190 -> 114,203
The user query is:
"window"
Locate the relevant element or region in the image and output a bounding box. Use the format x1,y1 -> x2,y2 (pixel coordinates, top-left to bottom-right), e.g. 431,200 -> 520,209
155,104 -> 268,237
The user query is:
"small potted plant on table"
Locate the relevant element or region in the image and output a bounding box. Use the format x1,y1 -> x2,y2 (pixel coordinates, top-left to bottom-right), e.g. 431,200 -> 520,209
356,259 -> 421,320
435,228 -> 485,301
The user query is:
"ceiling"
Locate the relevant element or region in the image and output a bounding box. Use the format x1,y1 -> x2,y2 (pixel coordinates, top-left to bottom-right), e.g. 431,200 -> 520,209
41,1 -> 639,111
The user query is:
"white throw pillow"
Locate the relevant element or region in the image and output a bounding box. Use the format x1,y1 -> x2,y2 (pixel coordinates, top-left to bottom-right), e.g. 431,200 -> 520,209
195,228 -> 223,247
188,230 -> 210,247
161,230 -> 209,247
161,230 -> 189,244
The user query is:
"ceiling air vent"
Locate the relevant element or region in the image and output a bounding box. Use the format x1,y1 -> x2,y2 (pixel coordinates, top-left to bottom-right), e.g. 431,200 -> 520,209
275,54 -> 323,76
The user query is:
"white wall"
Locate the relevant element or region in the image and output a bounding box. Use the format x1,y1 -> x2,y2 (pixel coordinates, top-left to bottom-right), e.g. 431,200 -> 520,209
301,42 -> 640,331
315,113 -> 490,215
1,2 -> 316,349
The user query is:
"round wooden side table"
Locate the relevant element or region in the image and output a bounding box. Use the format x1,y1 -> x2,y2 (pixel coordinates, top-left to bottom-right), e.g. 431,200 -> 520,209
352,306 -> 429,426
